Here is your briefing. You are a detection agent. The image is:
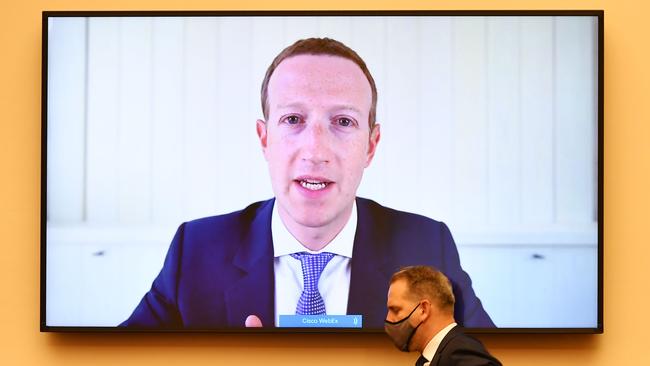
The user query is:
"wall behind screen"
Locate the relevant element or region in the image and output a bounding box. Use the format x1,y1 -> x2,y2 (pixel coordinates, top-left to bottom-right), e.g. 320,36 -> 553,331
1,0 -> 650,365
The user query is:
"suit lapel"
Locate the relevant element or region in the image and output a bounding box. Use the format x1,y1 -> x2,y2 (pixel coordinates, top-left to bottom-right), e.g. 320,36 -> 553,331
429,326 -> 461,365
224,199 -> 275,327
347,198 -> 392,328
222,198 -> 394,328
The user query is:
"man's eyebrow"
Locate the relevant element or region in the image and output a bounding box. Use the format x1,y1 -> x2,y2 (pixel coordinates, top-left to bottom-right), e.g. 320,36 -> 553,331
276,102 -> 305,110
274,103 -> 364,116
330,104 -> 363,115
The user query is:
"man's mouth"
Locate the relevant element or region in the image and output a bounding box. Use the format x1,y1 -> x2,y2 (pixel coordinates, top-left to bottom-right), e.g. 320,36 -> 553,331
297,178 -> 331,191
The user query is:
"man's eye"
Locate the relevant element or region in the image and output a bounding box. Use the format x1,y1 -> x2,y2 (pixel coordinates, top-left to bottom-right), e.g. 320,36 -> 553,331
336,117 -> 354,127
284,115 -> 301,124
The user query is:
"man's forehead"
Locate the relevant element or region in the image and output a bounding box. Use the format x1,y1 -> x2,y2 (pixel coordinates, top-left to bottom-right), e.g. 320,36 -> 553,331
388,279 -> 410,300
269,54 -> 370,89
266,54 -> 372,111
275,53 -> 362,72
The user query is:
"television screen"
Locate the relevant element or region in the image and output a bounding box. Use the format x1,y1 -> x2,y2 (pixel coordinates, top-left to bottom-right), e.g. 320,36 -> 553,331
42,10 -> 603,332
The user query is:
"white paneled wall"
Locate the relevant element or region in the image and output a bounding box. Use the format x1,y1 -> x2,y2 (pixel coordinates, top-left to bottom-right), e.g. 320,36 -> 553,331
48,16 -> 598,242
47,17 -> 86,223
487,17 -> 520,227
46,16 -> 599,327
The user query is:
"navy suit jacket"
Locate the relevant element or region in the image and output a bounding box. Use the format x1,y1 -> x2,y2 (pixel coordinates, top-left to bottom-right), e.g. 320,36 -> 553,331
428,326 -> 502,366
121,197 -> 494,329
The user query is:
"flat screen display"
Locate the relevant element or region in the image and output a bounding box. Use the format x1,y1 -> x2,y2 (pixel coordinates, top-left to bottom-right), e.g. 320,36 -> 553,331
42,10 -> 603,332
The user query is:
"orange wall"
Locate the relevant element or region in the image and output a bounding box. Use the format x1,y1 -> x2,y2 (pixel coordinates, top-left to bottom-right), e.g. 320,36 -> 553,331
2,0 -> 649,364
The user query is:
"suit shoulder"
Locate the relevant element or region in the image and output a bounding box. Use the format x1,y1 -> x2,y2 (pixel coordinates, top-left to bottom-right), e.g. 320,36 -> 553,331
175,199 -> 274,249
356,197 -> 449,231
442,328 -> 501,365
447,330 -> 487,349
183,199 -> 273,230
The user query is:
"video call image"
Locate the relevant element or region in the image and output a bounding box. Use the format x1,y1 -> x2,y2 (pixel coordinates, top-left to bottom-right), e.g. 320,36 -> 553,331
45,14 -> 600,330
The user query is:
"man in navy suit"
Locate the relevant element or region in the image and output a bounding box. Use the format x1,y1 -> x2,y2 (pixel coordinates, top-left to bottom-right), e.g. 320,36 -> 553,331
122,37 -> 494,329
385,266 -> 501,365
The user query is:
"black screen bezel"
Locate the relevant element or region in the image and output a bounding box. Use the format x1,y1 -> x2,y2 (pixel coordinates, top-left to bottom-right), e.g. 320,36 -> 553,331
40,9 -> 604,334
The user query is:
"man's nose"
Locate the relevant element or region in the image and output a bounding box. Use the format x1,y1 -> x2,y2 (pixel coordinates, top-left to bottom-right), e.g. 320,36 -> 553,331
300,122 -> 331,164
385,312 -> 397,323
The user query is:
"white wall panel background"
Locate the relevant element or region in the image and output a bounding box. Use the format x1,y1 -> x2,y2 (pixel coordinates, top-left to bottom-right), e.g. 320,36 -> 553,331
46,15 -> 599,327
47,15 -> 599,238
86,18 -> 120,223
46,17 -> 86,223
487,17 -> 521,227
555,17 -> 598,224
151,17 -> 185,224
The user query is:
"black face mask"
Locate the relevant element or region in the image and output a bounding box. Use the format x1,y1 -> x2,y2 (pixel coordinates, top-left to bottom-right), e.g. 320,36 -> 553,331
384,303 -> 423,352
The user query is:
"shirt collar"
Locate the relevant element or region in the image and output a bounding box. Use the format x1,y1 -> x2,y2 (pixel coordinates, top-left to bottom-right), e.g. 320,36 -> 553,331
271,200 -> 357,258
422,322 -> 457,363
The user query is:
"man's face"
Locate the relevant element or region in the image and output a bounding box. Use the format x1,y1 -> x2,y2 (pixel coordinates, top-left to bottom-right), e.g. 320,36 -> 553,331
386,279 -> 425,352
386,279 -> 420,324
257,54 -> 380,235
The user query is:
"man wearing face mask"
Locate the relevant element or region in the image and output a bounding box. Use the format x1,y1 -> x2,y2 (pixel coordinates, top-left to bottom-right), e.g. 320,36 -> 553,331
385,266 -> 501,366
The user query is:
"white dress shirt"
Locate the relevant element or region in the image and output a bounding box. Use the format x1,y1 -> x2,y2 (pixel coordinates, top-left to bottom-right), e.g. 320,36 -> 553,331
272,201 -> 356,326
421,322 -> 458,366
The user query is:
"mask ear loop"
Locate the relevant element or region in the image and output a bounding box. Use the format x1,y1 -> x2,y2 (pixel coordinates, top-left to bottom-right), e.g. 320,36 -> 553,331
403,302 -> 426,351
402,319 -> 424,351
385,302 -> 422,325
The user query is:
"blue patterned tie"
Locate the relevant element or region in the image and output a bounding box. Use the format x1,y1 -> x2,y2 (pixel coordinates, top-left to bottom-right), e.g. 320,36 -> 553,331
290,252 -> 335,315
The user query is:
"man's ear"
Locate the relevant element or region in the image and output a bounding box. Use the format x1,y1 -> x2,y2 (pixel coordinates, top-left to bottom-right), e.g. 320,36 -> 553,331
365,123 -> 381,167
418,300 -> 433,323
256,119 -> 268,149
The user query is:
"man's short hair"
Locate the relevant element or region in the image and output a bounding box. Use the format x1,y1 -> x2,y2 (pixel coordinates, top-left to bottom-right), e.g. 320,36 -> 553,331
260,37 -> 378,129
390,266 -> 456,314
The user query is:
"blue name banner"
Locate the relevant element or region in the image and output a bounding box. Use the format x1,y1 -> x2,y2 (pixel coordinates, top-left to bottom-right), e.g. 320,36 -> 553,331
278,315 -> 363,328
